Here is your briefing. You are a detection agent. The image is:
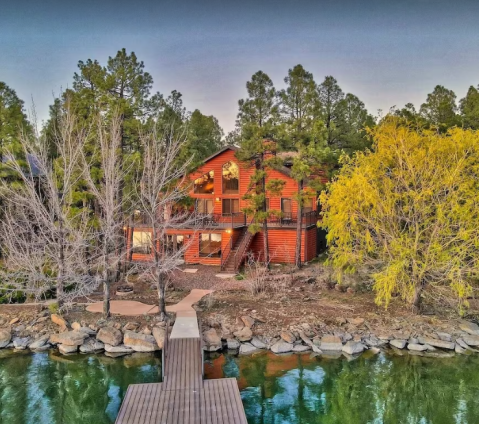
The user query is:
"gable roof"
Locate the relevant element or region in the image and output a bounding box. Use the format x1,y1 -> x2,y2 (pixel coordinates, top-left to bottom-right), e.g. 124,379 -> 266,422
202,145 -> 239,164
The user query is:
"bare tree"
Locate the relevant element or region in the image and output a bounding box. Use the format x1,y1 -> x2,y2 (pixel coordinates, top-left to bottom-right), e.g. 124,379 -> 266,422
134,125 -> 195,320
82,112 -> 129,317
0,106 -> 98,308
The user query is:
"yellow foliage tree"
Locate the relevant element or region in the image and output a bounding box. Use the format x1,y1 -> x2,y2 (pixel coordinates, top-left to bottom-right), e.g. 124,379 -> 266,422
320,118 -> 479,313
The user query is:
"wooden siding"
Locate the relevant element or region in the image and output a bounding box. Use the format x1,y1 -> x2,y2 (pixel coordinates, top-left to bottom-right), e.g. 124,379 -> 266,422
249,227 -> 318,264
188,147 -> 318,218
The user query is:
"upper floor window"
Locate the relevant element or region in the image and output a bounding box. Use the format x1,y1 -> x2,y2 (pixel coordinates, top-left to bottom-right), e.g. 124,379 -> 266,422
303,198 -> 314,213
196,199 -> 214,214
132,230 -> 152,254
222,198 -> 239,215
222,161 -> 239,194
194,170 -> 214,194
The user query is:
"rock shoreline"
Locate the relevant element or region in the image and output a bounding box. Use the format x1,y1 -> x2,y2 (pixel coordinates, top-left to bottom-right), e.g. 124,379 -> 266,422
1,310 -> 478,360
201,314 -> 479,358
0,312 -> 167,357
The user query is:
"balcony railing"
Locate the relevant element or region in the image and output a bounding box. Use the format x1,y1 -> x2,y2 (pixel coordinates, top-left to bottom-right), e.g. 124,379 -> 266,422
128,210 -> 317,229
266,210 -> 318,228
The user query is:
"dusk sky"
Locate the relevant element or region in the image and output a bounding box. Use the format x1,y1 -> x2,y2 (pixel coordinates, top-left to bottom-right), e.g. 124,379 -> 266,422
2,0 -> 479,132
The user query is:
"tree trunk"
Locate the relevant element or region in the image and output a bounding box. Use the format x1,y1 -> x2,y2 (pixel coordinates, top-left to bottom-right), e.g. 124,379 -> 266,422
103,275 -> 110,318
57,222 -> 65,308
158,271 -> 166,321
262,172 -> 270,269
295,180 -> 303,269
412,283 -> 424,314
115,115 -> 125,283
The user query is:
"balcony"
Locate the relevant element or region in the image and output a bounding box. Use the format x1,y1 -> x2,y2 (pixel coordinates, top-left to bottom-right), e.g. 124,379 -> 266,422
128,210 -> 317,230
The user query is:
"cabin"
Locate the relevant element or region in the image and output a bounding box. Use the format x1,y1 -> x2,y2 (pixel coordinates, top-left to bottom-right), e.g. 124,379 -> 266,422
125,145 -> 326,272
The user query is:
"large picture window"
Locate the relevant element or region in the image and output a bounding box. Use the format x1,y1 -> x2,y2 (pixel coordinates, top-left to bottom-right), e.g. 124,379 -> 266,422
132,230 -> 152,254
194,170 -> 214,194
199,233 -> 221,257
222,162 -> 239,194
222,198 -> 239,215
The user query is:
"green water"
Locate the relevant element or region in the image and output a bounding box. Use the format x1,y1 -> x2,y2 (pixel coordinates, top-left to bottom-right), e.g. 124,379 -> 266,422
0,350 -> 161,424
1,349 -> 479,424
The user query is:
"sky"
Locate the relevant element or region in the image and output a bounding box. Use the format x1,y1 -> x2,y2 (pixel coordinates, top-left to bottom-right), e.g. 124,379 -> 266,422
1,0 -> 479,133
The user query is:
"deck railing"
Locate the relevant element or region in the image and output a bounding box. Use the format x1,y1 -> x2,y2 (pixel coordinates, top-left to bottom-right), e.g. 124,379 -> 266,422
128,210 -> 317,229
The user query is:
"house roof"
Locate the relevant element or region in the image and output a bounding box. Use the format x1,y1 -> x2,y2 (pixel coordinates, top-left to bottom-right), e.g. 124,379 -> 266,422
201,145 -> 239,164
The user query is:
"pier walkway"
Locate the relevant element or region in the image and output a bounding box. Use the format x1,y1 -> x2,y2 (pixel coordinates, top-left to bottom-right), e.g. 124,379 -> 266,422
115,290 -> 248,424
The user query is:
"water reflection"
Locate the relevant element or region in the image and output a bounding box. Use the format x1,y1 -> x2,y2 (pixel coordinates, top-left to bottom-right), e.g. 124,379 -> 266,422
204,351 -> 479,424
0,350 -> 161,424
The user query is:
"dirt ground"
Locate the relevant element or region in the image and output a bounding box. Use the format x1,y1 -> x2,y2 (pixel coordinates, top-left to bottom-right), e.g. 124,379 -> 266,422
1,261 -> 477,337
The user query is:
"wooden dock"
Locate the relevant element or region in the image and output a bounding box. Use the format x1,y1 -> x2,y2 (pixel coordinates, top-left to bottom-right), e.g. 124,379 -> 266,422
115,297 -> 248,424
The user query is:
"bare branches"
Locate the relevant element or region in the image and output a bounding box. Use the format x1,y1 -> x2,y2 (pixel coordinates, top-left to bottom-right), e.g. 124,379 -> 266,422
0,106 -> 98,308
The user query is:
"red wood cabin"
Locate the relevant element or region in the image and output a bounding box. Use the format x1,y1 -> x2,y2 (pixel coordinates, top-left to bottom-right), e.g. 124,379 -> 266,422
126,146 -> 326,272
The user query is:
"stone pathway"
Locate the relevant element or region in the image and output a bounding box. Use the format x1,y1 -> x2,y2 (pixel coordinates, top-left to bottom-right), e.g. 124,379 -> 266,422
85,289 -> 213,319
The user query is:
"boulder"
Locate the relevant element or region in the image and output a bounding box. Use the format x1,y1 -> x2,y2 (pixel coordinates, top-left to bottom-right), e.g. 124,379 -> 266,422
97,327 -> 123,347
0,329 -> 11,348
390,339 -> 407,349
459,320 -> 479,336
298,330 -> 322,353
251,337 -> 267,349
455,344 -> 466,354
203,329 -> 222,352
59,344 -> 78,354
124,331 -> 159,352
104,344 -> 134,353
436,332 -> 452,342
462,335 -> 479,347
152,327 -> 166,350
241,316 -> 255,328
50,331 -> 88,346
13,337 -> 30,350
418,336 -> 455,350
320,335 -> 343,351
51,314 -> 68,330
71,322 -> 81,330
239,343 -> 258,354
292,344 -> 311,352
407,343 -> 428,352
280,331 -> 296,344
123,321 -> 141,332
227,339 -> 240,350
28,334 -> 50,350
233,327 -> 253,342
80,339 -> 105,353
271,340 -> 293,354
76,327 -> 96,336
342,341 -> 365,355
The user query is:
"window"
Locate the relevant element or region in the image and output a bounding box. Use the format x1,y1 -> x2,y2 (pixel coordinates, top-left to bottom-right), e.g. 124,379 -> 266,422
222,162 -> 239,194
281,198 -> 292,219
132,231 -> 152,254
164,234 -> 185,256
199,233 -> 221,257
196,199 -> 214,214
303,198 -> 314,213
194,170 -> 214,194
222,198 -> 239,215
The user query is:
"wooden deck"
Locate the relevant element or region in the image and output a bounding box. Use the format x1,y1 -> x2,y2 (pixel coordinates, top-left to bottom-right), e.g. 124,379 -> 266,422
115,298 -> 248,424
115,379 -> 247,424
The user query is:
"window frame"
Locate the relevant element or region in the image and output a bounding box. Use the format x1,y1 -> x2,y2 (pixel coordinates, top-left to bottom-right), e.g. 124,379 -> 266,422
222,198 -> 240,215
199,233 -> 222,258
221,161 -> 239,194
193,170 -> 215,194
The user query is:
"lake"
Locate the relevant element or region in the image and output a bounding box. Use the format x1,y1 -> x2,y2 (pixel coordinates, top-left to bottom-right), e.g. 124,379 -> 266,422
1,349 -> 479,423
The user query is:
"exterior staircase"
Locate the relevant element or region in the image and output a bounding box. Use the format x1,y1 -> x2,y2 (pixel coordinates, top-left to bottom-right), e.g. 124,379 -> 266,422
220,228 -> 255,273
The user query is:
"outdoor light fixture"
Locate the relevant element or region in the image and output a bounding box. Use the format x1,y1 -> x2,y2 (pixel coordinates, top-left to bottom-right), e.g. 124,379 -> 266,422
215,197 -> 220,202
226,229 -> 232,234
